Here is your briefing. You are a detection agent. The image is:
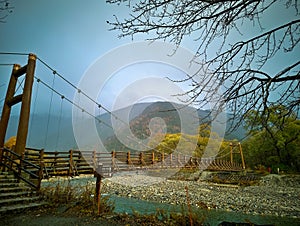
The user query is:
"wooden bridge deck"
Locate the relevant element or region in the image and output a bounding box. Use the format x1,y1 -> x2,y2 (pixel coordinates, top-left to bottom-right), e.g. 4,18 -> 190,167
19,148 -> 244,178
0,147 -> 245,191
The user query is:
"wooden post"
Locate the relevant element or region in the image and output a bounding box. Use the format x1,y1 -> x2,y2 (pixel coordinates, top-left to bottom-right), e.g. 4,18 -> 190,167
0,64 -> 21,148
77,151 -> 82,172
92,150 -> 97,170
17,152 -> 25,182
69,150 -> 73,176
139,152 -> 143,165
111,151 -> 115,170
0,148 -> 3,164
54,151 -> 58,173
230,143 -> 233,164
1,148 -> 5,171
0,53 -> 36,158
15,54 -> 36,156
39,149 -> 44,171
185,186 -> 193,226
151,152 -> 155,164
127,151 -> 131,164
37,149 -> 45,190
95,164 -> 103,215
239,142 -> 246,170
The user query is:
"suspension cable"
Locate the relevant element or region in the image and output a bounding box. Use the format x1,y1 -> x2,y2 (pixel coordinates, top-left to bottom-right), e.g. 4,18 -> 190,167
37,56 -> 128,126
0,52 -> 29,56
2,54 -> 226,158
55,96 -> 64,150
0,63 -> 15,66
28,80 -> 40,144
44,75 -> 56,147
35,76 -> 113,129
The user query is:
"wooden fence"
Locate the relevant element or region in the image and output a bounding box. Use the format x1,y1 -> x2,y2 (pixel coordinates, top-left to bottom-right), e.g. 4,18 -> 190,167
21,148 -> 244,178
0,147 -> 43,190
0,147 -> 245,192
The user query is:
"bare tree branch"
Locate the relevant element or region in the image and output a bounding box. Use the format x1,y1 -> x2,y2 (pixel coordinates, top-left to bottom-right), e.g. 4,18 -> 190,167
107,0 -> 300,131
0,0 -> 13,23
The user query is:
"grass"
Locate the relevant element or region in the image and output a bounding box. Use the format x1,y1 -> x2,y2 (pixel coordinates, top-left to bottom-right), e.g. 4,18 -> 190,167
40,178 -> 114,216
39,178 -> 209,225
38,175 -> 264,225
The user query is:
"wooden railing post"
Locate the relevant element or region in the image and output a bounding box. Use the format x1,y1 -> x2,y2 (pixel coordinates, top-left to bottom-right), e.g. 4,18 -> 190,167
95,164 -> 103,215
151,152 -> 155,165
17,152 -> 25,182
39,148 -> 44,170
77,151 -> 82,173
1,149 -> 5,171
8,145 -> 15,170
189,157 -> 193,168
127,151 -> 131,165
53,151 -> 58,173
92,150 -> 97,170
38,149 -> 44,165
37,149 -> 45,190
239,142 -> 246,170
139,152 -> 144,165
69,150 -> 73,176
177,153 -> 181,166
230,142 -> 233,164
111,151 -> 116,170
0,148 -> 3,165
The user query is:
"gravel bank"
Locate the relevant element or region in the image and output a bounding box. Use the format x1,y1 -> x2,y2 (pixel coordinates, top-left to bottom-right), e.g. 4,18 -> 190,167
101,172 -> 300,218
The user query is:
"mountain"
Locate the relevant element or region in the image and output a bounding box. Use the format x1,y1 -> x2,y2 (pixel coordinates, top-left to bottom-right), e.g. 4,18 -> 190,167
102,101 -> 246,153
4,101 -> 246,151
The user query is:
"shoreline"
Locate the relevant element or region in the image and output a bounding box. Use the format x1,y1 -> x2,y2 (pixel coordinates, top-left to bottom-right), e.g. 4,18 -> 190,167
40,172 -> 300,219
100,172 -> 300,218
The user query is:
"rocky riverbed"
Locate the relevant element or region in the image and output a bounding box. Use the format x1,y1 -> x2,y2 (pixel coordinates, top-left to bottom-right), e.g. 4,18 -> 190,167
100,172 -> 300,219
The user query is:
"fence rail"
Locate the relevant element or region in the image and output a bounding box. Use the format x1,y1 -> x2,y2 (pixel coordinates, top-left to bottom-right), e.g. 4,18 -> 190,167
1,147 -> 244,187
0,147 -> 43,190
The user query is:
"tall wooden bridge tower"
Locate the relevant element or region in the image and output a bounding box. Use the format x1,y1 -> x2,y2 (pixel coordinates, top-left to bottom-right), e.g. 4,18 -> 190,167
230,142 -> 246,170
0,53 -> 36,156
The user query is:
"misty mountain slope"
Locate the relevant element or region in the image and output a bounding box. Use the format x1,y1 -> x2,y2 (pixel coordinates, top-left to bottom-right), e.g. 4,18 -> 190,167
4,101 -> 246,151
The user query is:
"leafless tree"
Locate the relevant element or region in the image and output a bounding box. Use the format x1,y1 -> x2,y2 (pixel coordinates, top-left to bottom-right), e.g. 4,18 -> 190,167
107,0 -> 300,130
0,0 -> 13,23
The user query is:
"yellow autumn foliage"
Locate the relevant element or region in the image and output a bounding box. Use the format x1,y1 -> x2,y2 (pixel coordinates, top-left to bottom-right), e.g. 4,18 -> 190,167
4,136 -> 16,150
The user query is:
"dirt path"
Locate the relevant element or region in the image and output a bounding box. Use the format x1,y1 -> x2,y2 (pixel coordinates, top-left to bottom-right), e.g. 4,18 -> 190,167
0,206 -> 124,226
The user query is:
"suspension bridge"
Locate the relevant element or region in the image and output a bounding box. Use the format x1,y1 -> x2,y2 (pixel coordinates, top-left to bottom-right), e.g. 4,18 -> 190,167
0,53 -> 246,213
0,52 -> 245,215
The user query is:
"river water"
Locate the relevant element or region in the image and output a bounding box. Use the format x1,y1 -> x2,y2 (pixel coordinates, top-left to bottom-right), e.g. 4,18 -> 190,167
42,176 -> 299,226
108,195 -> 299,226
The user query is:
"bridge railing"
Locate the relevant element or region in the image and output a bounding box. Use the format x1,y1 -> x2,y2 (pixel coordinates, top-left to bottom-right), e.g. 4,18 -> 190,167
14,149 -> 244,179
0,147 -> 43,190
111,151 -> 221,170
24,149 -> 95,177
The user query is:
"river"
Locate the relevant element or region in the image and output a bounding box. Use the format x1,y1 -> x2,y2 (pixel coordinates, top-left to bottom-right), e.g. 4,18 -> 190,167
41,176 -> 300,226
108,195 -> 299,226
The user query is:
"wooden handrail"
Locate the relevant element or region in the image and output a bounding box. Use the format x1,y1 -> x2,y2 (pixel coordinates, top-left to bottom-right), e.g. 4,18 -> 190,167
0,148 -> 43,190
1,147 -> 246,180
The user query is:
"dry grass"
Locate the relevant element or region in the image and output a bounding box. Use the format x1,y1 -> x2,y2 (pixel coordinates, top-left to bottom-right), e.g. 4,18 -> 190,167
40,179 -> 114,216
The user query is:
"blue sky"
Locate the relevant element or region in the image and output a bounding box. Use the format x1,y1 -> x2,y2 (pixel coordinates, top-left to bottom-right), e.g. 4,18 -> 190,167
0,0 -> 194,115
0,0 -> 299,116
0,0 -> 299,150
